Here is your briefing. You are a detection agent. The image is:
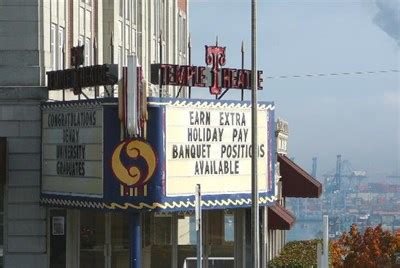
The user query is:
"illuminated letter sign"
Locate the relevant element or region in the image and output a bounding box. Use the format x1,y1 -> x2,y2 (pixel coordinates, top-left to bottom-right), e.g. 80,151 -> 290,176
205,45 -> 226,94
150,44 -> 263,95
46,64 -> 118,95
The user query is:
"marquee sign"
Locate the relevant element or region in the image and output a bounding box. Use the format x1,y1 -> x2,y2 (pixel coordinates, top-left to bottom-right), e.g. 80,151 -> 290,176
47,64 -> 118,95
40,98 -> 277,212
46,45 -> 118,95
151,45 -> 263,95
165,104 -> 269,196
41,101 -> 104,196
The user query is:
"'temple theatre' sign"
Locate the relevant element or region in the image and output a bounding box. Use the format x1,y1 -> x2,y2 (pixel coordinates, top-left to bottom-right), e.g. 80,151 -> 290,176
151,45 -> 263,95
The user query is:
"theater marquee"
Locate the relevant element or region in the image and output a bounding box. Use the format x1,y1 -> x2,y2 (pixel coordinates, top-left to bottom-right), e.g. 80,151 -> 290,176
41,102 -> 103,197
40,99 -> 277,212
165,103 -> 270,196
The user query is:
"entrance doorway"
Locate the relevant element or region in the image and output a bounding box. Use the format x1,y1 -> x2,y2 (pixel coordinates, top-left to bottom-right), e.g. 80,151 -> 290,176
61,209 -> 240,268
143,210 -> 236,268
79,212 -> 129,268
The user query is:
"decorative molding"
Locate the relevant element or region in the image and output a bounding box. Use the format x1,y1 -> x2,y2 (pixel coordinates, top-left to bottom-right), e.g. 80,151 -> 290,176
41,195 -> 278,211
41,99 -> 105,110
148,99 -> 275,111
40,197 -> 104,209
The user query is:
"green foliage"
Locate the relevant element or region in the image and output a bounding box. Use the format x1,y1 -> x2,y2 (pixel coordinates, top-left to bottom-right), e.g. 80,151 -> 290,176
269,239 -> 321,268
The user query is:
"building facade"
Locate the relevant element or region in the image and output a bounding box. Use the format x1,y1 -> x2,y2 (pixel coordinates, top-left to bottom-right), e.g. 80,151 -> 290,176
0,0 -> 188,99
0,1 -> 322,268
0,1 -> 188,267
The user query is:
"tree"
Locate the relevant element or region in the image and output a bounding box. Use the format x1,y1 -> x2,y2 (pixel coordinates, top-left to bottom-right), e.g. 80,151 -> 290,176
269,239 -> 320,267
331,224 -> 398,267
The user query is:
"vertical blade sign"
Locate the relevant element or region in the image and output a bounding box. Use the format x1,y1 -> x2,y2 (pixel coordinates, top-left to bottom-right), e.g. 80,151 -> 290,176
127,55 -> 138,137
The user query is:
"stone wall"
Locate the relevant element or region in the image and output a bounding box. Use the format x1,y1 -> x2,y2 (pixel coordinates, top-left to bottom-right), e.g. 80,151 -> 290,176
0,87 -> 48,267
0,0 -> 42,86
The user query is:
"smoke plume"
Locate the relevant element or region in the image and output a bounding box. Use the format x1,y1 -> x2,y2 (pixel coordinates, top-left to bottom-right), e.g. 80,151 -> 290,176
373,0 -> 400,45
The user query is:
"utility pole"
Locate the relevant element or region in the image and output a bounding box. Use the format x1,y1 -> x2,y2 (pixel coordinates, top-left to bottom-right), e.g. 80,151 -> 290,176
251,0 -> 259,267
322,215 -> 329,267
195,184 -> 203,268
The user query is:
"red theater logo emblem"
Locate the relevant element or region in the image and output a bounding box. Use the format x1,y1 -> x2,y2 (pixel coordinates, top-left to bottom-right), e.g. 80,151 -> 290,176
205,45 -> 226,95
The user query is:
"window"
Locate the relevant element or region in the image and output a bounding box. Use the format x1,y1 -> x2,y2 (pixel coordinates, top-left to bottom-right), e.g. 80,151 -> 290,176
182,17 -> 186,54
80,212 -> 105,268
224,213 -> 234,242
0,138 -> 5,268
165,0 -> 169,44
0,183 -> 3,268
125,0 -> 130,19
118,46 -> 122,76
58,27 -> 64,69
119,21 -> 123,47
87,10 -> 92,34
119,0 -> 123,17
133,0 -> 137,25
85,38 -> 91,66
153,38 -> 158,63
79,7 -> 85,33
125,25 -> 130,50
132,29 -> 137,54
177,14 -> 187,58
178,14 -> 182,53
153,215 -> 172,245
151,214 -> 172,268
131,0 -> 135,22
51,24 -> 56,70
154,0 -> 159,35
178,215 -> 196,245
111,214 -> 129,268
161,0 -> 165,37
0,179 -> 4,268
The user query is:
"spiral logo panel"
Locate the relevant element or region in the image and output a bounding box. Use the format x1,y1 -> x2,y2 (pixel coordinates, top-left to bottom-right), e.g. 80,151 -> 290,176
111,139 -> 157,197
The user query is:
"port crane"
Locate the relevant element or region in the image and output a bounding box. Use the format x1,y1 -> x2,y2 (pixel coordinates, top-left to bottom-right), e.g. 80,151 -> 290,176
324,155 -> 367,194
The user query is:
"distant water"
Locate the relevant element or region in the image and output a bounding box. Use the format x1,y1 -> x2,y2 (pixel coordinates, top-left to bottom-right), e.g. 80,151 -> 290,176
287,220 -> 323,241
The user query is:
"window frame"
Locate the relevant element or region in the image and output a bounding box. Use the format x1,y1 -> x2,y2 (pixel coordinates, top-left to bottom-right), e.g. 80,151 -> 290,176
0,138 -> 7,268
85,37 -> 91,66
50,24 -> 57,70
58,27 -> 65,70
0,179 -> 4,268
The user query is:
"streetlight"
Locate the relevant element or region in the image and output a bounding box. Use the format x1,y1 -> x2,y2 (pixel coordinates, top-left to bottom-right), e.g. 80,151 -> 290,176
251,0 -> 259,267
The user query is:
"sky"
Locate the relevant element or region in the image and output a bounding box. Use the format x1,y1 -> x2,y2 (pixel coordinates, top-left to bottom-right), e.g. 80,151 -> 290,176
189,0 -> 400,179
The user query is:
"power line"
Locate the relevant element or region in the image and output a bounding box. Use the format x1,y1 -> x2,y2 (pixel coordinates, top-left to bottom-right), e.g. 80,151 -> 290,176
264,69 -> 399,80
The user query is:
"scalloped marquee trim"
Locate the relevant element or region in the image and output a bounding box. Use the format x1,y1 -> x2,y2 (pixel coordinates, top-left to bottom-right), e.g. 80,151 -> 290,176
41,195 -> 278,210
148,99 -> 275,111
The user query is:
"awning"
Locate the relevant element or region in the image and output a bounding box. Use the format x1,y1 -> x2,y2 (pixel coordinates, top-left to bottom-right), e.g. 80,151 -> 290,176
278,154 -> 322,198
268,203 -> 295,230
